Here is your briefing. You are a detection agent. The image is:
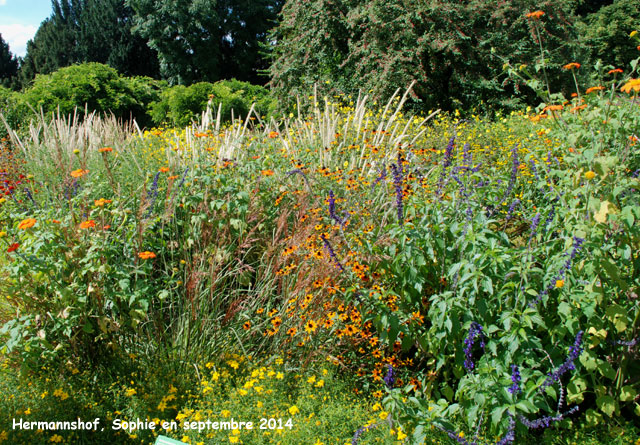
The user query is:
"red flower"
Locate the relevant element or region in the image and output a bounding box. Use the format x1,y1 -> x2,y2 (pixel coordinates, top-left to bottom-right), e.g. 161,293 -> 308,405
7,243 -> 19,252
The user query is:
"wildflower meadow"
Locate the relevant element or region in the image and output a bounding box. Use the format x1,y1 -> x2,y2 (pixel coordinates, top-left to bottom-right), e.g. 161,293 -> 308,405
1,13 -> 640,445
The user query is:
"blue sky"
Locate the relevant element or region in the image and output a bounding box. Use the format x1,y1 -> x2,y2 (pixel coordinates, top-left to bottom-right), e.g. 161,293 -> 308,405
0,0 -> 53,57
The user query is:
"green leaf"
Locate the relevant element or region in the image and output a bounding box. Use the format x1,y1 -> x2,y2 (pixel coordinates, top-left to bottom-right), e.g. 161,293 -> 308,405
596,395 -> 617,417
619,386 -> 637,402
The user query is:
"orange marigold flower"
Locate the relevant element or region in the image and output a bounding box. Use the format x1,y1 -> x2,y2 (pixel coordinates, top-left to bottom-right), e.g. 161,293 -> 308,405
51,219 -> 61,224
268,131 -> 279,138
563,62 -> 581,70
543,104 -> 564,112
261,169 -> 275,176
94,198 -> 112,207
168,175 -> 179,180
525,10 -> 544,19
7,242 -> 19,253
608,68 -> 623,75
98,147 -> 113,153
18,218 -> 37,230
79,220 -> 96,229
159,167 -> 170,173
70,169 -> 89,178
585,86 -> 604,94
621,79 -> 640,94
138,251 -> 156,259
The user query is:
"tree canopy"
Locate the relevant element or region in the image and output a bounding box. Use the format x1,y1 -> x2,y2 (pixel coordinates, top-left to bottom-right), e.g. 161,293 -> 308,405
127,0 -> 283,85
0,33 -> 19,88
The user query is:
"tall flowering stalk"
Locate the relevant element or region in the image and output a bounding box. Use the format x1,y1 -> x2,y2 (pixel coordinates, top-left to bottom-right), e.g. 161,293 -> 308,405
463,322 -> 485,372
529,236 -> 585,307
538,331 -> 584,393
145,172 -> 161,218
389,162 -> 403,225
320,234 -> 345,273
436,135 -> 456,196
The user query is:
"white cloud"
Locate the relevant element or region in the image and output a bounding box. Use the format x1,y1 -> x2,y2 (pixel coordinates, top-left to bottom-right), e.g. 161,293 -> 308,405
0,23 -> 38,57
0,1 -> 7,6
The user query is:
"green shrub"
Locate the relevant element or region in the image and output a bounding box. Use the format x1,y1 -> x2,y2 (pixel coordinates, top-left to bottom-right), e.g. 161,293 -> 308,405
22,63 -> 160,126
149,79 -> 276,127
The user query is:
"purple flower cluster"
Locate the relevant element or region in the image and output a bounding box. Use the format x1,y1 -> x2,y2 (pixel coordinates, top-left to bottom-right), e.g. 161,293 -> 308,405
383,365 -> 395,389
538,331 -> 584,393
390,160 -> 404,226
145,171 -> 161,218
506,199 -> 520,221
436,135 -> 456,196
529,236 -> 585,307
371,164 -> 387,188
529,213 -> 541,240
328,190 -> 340,224
496,414 -> 516,445
320,233 -> 345,273
518,406 -> 579,429
508,365 -> 521,395
463,322 -> 485,372
352,423 -> 378,445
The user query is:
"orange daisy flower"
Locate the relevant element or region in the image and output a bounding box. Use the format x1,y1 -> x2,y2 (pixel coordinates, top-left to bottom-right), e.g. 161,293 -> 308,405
525,10 -> 544,19
18,218 -> 37,230
608,68 -> 623,75
585,86 -> 604,94
94,198 -> 113,207
261,170 -> 275,176
79,220 -> 96,229
98,147 -> 113,153
268,131 -> 279,138
563,63 -> 581,70
138,251 -> 156,259
159,167 -> 170,173
70,169 -> 89,178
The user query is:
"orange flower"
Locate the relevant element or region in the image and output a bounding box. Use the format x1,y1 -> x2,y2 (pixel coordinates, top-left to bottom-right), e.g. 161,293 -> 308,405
304,319 -> 318,334
525,10 -> 544,19
621,79 -> 640,94
50,219 -> 61,224
585,86 -> 604,94
268,131 -> 279,138
563,63 -> 581,70
70,169 -> 89,178
138,251 -> 156,259
543,104 -> 563,112
168,175 -> 179,180
7,243 -> 19,253
98,147 -> 113,153
79,220 -> 96,229
261,169 -> 275,176
18,218 -> 37,230
159,167 -> 170,173
608,68 -> 623,75
94,198 -> 112,207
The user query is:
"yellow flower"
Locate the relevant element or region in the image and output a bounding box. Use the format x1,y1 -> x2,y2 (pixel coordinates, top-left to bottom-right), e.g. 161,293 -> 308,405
584,171 -> 596,180
288,405 -> 300,415
229,437 -> 239,443
631,30 -> 638,38
0,231 -> 6,238
50,434 -> 63,443
227,360 -> 239,369
221,410 -> 231,418
397,429 -> 407,440
555,279 -> 565,288
379,411 -> 388,420
125,388 -> 137,397
315,379 -> 324,388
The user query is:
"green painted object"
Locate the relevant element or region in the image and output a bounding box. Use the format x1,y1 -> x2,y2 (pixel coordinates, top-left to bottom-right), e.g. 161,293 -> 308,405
155,435 -> 188,445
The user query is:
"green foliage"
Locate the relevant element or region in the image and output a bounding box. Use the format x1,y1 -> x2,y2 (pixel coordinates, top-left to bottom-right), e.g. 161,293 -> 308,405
576,0 -> 640,71
269,0 -> 584,113
150,79 -> 276,127
21,63 -> 161,126
128,0 -> 283,85
0,33 -> 19,89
